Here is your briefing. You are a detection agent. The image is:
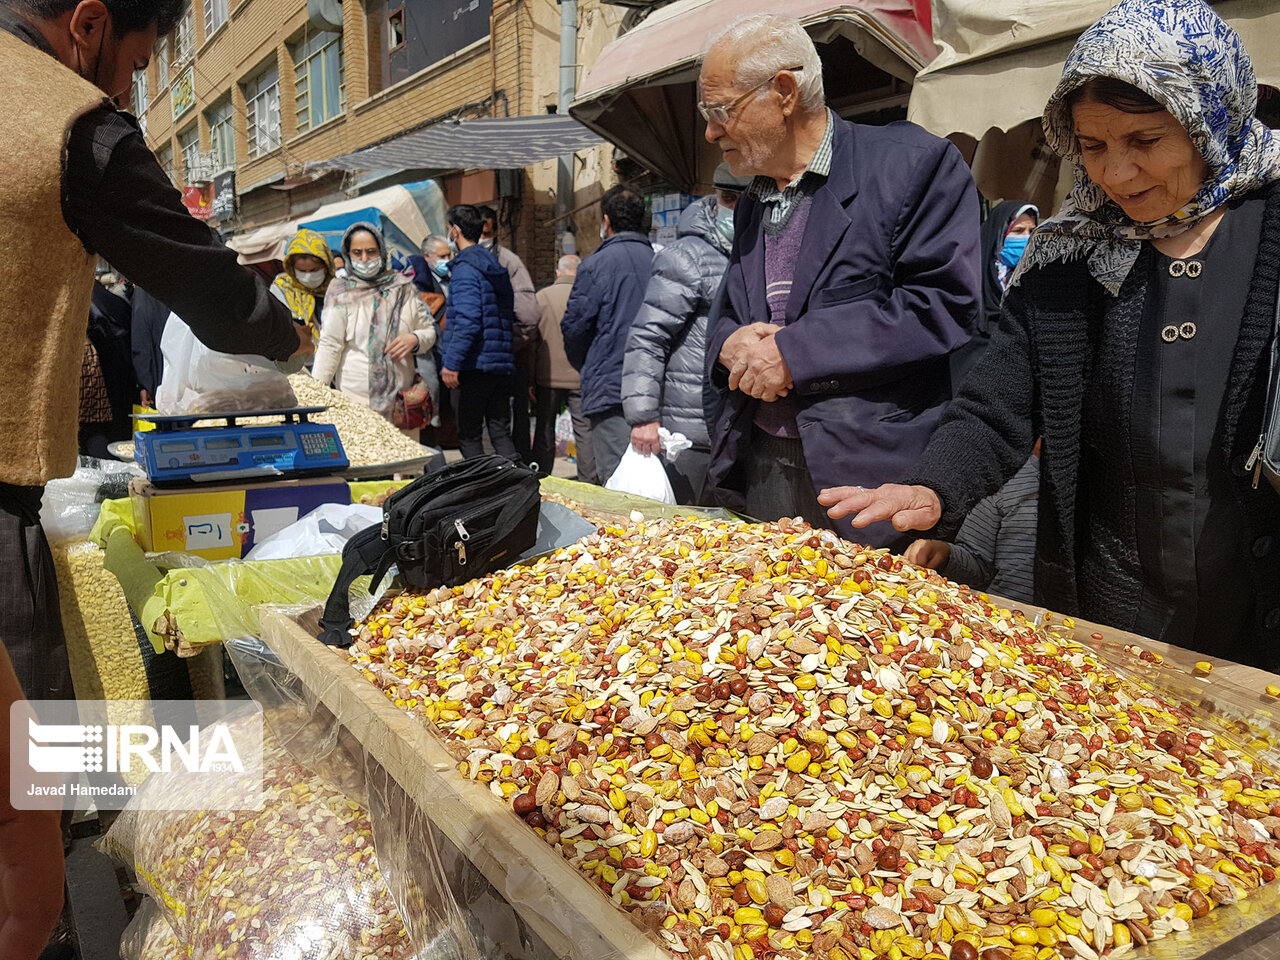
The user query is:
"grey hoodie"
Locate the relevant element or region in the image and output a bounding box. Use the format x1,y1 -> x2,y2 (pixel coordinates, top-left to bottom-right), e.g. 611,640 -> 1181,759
621,194 -> 731,447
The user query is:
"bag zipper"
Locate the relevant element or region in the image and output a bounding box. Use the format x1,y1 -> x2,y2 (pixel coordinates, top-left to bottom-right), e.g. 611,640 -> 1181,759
1245,433 -> 1266,490
454,518 -> 471,566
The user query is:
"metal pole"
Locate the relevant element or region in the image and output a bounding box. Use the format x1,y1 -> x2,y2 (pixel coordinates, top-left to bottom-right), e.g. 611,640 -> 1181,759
557,0 -> 578,236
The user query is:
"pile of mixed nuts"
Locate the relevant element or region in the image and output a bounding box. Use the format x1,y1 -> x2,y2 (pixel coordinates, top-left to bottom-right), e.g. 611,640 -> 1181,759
347,516 -> 1280,960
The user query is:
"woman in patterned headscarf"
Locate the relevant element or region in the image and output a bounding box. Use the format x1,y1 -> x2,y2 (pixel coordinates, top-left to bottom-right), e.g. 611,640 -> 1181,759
820,0 -> 1280,667
312,223 -> 435,435
271,228 -> 334,341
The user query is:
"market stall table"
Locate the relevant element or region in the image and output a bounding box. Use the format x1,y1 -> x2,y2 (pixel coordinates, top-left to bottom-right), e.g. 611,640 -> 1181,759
245,503 -> 1280,960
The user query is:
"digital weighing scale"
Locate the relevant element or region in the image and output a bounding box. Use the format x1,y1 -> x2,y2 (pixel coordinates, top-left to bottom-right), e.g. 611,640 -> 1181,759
134,407 -> 349,485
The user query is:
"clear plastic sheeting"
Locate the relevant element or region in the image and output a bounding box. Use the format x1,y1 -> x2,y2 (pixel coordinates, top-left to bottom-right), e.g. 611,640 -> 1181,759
119,898 -> 182,960
102,706 -> 419,960
225,630 -> 524,960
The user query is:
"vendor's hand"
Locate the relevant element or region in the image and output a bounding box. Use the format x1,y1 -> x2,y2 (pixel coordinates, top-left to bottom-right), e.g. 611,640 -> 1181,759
292,321 -> 315,358
718,323 -> 776,374
139,389 -> 152,407
441,367 -> 460,390
818,483 -> 942,532
904,539 -> 951,572
384,333 -> 419,361
735,334 -> 792,401
630,421 -> 661,456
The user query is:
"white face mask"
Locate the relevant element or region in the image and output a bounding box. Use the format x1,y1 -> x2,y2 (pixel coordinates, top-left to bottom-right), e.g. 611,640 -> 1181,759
294,268 -> 326,289
479,237 -> 496,251
351,258 -> 382,280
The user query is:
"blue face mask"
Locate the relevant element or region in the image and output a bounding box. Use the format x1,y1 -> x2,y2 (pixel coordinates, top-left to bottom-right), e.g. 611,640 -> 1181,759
432,259 -> 451,279
715,204 -> 735,243
999,233 -> 1030,269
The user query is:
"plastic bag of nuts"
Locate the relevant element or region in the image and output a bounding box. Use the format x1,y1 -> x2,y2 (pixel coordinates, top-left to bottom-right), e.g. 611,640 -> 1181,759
103,714 -> 414,960
345,514 -> 1280,960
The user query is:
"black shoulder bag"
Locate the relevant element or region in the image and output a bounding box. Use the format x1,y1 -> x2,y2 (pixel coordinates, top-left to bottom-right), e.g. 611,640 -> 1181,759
318,455 -> 541,647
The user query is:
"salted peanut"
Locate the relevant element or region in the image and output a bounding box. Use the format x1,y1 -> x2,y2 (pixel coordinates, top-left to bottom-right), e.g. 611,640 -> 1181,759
347,515 -> 1280,960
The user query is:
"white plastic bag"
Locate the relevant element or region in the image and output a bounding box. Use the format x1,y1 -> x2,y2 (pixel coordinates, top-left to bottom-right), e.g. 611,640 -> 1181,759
40,457 -> 144,544
605,444 -> 676,504
155,314 -> 296,415
244,503 -> 383,561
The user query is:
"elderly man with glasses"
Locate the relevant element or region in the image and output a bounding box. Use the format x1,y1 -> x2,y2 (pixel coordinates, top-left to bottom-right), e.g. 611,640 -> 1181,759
702,13 -> 982,548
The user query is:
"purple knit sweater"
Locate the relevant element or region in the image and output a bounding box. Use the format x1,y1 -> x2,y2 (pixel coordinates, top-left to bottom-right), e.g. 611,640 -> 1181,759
752,195 -> 813,438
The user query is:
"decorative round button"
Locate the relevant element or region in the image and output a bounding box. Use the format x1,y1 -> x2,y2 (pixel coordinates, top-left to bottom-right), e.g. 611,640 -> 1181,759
1169,260 -> 1186,277
1186,260 -> 1203,278
1179,322 -> 1197,340
1161,325 -> 1179,343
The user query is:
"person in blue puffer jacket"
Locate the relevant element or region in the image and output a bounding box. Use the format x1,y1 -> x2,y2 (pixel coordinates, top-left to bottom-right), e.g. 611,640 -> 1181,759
560,183 -> 654,484
440,204 -> 518,460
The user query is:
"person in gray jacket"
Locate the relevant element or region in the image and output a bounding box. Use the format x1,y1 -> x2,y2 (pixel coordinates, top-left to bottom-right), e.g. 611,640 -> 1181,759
622,163 -> 751,503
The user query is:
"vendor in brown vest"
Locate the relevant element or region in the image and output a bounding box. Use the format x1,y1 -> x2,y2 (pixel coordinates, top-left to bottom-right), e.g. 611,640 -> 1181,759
0,0 -> 313,697
0,1 -> 312,950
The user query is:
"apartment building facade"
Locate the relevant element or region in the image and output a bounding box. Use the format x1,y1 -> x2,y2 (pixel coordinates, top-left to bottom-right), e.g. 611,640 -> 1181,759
133,0 -> 626,285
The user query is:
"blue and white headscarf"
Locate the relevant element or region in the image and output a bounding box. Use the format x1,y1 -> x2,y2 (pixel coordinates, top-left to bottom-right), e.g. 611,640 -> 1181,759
1013,0 -> 1280,295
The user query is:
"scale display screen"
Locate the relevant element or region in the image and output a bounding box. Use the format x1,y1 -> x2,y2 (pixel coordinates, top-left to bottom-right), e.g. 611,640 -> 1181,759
206,437 -> 241,450
250,435 -> 285,447
160,441 -> 197,453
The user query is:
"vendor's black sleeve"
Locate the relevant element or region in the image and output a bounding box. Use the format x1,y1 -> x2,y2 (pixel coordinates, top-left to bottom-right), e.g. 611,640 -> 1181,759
62,108 -> 299,361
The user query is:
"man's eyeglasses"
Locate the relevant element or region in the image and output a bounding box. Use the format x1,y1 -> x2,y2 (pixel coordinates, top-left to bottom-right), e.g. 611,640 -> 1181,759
697,66 -> 804,126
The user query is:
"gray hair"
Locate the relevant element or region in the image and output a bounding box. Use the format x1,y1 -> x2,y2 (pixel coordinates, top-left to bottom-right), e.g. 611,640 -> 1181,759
422,234 -> 450,255
705,14 -> 825,114
557,254 -> 580,275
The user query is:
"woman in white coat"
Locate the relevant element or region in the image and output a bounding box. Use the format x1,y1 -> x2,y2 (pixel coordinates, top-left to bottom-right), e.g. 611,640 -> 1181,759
312,222 -> 435,436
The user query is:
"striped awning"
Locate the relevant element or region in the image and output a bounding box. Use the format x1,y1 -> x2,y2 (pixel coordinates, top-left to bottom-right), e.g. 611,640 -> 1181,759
308,115 -> 607,173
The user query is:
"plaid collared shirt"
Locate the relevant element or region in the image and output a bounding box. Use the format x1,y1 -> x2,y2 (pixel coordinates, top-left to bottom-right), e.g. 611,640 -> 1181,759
747,109 -> 835,234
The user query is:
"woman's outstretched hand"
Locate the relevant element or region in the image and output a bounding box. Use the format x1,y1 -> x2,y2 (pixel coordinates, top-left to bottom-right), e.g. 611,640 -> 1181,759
817,483 -> 943,532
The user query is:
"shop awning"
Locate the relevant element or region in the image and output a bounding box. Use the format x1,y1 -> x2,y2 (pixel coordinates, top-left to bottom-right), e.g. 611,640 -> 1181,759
306,115 -> 606,173
225,220 -> 299,264
570,0 -> 935,190
908,0 -> 1280,141
226,179 -> 448,264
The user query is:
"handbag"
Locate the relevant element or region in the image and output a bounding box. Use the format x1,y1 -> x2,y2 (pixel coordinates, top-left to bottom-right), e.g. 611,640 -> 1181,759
317,455 -> 541,646
1247,284 -> 1280,494
392,375 -> 432,431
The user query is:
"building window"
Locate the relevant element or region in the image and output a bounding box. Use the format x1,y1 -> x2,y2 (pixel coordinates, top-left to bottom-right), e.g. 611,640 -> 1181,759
204,0 -> 227,37
292,27 -> 344,133
243,63 -> 281,158
155,143 -> 174,182
131,68 -> 148,118
387,8 -> 404,51
174,3 -> 195,63
154,36 -> 170,86
178,124 -> 201,184
206,97 -> 235,171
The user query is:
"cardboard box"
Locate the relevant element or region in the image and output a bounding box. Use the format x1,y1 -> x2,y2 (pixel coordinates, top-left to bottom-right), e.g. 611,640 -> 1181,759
656,226 -> 679,244
664,192 -> 683,212
129,476 -> 352,561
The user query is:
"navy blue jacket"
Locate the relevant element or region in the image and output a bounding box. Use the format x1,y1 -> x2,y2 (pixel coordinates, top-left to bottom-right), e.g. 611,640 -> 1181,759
560,231 -> 654,416
705,118 -> 982,546
441,244 -> 515,375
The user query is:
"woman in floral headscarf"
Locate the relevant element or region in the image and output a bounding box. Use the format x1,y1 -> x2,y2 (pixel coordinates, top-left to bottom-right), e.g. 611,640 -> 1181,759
271,228 -> 334,341
820,0 -> 1280,667
312,222 -> 435,435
